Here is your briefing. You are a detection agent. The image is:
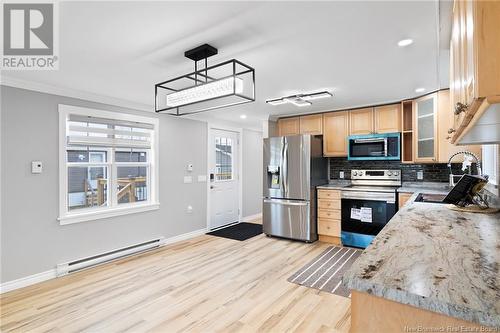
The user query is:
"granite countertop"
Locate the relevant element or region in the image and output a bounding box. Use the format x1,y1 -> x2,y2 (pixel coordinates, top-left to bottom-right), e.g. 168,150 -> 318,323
398,181 -> 451,194
343,188 -> 500,327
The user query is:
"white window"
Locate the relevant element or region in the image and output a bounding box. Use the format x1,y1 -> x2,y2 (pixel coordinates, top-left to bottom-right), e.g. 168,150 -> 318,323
59,105 -> 159,224
215,136 -> 234,181
482,145 -> 499,194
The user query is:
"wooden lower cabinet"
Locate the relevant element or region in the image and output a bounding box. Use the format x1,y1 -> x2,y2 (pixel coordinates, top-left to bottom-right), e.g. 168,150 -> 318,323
350,291 -> 483,333
398,192 -> 413,209
317,189 -> 342,244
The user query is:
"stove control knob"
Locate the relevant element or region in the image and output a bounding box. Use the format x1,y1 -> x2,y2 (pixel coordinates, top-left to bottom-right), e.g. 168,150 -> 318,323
353,171 -> 358,176
358,171 -> 363,176
393,171 -> 399,176
388,171 -> 393,176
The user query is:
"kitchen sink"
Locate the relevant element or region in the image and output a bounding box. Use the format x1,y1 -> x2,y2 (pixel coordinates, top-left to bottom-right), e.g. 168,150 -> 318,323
414,193 -> 447,204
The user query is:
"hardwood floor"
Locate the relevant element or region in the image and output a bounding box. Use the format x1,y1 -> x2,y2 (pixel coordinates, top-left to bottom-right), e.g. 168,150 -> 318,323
0,223 -> 351,333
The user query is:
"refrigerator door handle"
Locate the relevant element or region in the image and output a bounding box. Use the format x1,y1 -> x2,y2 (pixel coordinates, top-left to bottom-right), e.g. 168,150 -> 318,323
283,139 -> 289,196
280,137 -> 286,195
263,199 -> 309,206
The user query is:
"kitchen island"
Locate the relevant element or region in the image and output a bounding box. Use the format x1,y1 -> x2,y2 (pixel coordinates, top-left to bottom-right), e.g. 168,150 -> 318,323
343,190 -> 500,332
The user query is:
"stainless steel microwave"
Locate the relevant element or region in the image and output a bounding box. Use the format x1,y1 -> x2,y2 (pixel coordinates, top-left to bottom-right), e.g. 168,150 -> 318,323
347,133 -> 400,161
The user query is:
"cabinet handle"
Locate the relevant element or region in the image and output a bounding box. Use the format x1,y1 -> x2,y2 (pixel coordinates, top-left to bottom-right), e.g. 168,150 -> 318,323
447,128 -> 456,134
454,103 -> 468,115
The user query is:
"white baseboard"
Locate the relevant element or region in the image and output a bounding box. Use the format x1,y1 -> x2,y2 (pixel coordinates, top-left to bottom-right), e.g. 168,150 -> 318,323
160,228 -> 207,246
241,213 -> 262,222
0,269 -> 57,294
0,228 -> 207,294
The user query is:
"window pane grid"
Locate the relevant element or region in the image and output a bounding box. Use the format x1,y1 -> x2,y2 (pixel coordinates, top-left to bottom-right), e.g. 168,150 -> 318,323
116,165 -> 149,204
215,136 -> 233,181
68,166 -> 109,211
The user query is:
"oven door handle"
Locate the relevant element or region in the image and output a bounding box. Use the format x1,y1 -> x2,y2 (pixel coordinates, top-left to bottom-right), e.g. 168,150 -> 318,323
341,191 -> 396,203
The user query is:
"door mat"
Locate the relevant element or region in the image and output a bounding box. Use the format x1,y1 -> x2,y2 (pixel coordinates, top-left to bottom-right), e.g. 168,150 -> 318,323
288,246 -> 362,297
207,222 -> 262,241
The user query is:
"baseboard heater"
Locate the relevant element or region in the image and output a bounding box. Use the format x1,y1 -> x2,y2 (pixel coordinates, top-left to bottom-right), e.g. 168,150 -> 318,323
56,237 -> 165,276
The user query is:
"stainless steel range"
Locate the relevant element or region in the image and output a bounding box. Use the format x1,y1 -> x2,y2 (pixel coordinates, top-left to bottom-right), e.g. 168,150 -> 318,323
341,169 -> 401,248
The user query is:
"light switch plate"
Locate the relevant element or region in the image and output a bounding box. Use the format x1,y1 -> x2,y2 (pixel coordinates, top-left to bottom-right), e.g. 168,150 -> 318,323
31,161 -> 43,174
417,171 -> 424,180
197,175 -> 207,182
183,176 -> 193,183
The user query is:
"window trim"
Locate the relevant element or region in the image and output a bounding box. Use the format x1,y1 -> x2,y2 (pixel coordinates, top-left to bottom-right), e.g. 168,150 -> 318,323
58,104 -> 160,225
482,144 -> 499,196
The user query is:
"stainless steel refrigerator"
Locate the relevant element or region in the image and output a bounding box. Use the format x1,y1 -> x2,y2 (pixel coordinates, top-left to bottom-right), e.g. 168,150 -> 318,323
263,135 -> 328,242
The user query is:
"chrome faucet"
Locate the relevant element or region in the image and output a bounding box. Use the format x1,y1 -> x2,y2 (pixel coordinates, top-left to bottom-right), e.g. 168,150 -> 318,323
447,151 -> 482,187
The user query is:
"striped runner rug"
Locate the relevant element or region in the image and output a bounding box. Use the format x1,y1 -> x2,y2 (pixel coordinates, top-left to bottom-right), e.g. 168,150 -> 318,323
287,246 -> 362,297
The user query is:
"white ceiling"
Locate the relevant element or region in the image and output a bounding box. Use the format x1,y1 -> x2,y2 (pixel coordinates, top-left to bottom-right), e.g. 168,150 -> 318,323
2,1 -> 451,130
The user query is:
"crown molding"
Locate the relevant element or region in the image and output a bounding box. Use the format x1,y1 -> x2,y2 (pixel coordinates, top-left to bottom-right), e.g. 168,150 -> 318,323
0,75 -> 152,112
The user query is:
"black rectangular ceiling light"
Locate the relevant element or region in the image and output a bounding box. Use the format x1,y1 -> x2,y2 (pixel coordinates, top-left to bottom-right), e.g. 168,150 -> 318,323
155,59 -> 255,116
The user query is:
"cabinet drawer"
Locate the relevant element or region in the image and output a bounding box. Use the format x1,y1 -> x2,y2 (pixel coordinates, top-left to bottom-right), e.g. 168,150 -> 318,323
318,199 -> 341,210
317,190 -> 341,200
318,209 -> 341,220
318,219 -> 341,237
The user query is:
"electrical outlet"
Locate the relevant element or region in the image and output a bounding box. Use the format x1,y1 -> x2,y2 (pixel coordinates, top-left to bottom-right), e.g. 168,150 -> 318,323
339,171 -> 345,179
417,171 -> 424,180
186,205 -> 193,214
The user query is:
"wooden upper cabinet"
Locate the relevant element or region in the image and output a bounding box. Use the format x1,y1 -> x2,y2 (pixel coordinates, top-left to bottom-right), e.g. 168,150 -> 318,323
278,117 -> 300,136
299,114 -> 323,135
437,90 -> 481,163
349,108 -> 374,135
374,104 -> 401,133
450,0 -> 500,143
323,111 -> 349,157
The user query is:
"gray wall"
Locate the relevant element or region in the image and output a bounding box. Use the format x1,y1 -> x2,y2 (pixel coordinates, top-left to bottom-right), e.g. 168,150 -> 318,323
0,86 -> 207,283
242,129 -> 263,217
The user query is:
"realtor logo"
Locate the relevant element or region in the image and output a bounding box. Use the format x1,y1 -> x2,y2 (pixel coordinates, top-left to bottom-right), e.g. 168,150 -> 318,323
1,2 -> 59,70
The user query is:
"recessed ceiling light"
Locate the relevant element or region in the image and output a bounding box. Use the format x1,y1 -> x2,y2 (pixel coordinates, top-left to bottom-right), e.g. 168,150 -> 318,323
240,114 -> 247,119
415,87 -> 425,93
397,39 -> 413,47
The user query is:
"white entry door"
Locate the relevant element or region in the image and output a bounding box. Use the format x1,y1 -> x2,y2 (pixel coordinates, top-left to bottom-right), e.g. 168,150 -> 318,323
209,129 -> 239,230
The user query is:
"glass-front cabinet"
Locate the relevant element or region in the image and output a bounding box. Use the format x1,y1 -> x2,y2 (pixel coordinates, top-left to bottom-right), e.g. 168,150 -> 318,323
414,93 -> 438,162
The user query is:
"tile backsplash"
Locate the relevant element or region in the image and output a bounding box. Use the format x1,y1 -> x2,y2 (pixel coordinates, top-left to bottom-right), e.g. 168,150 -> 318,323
328,158 -> 478,183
